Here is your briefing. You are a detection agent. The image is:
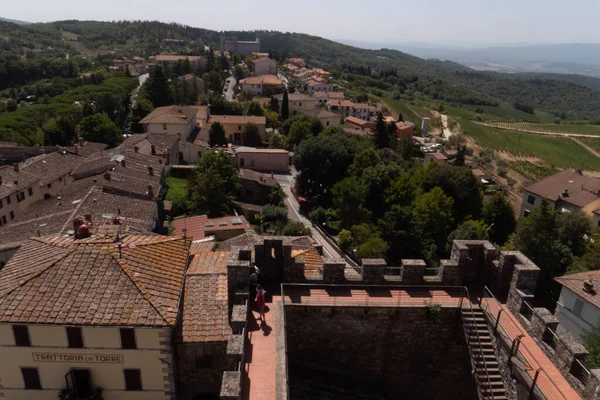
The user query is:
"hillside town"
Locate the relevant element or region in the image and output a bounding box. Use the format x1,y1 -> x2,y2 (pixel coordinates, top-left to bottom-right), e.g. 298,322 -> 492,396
2,27 -> 600,400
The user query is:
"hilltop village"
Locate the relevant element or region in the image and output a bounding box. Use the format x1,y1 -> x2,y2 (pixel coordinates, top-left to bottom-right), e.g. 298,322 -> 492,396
1,32 -> 600,400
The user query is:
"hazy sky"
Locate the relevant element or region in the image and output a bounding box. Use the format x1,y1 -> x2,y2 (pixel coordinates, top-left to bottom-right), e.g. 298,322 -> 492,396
4,0 -> 600,45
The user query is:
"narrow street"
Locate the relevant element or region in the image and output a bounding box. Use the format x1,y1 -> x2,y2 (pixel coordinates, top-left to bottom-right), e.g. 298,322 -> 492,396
271,172 -> 342,260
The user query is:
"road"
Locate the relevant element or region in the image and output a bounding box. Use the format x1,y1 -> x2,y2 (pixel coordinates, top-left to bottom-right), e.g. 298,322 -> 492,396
271,171 -> 341,260
223,75 -> 236,101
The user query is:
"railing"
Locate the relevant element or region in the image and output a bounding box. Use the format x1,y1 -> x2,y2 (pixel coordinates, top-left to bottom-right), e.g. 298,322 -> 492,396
460,287 -> 496,400
383,266 -> 402,281
281,284 -> 291,400
571,358 -> 592,386
424,267 -> 441,277
520,300 -> 535,322
480,287 -> 570,400
542,326 -> 560,351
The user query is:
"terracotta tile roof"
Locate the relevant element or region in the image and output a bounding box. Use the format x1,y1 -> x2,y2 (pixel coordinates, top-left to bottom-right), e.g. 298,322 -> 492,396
0,235 -> 190,326
345,116 -> 372,127
252,56 -> 273,64
20,151 -> 84,186
181,273 -> 230,342
524,170 -> 600,208
172,215 -> 249,241
274,93 -> 313,102
154,55 -> 205,63
209,115 -> 266,126
234,148 -> 288,154
352,103 -> 371,110
218,231 -> 316,251
240,74 -> 283,86
238,169 -> 278,186
300,109 -> 339,119
233,201 -> 263,213
188,252 -> 229,274
190,240 -> 216,254
291,248 -> 323,267
66,141 -> 108,157
328,99 -> 354,108
139,105 -> 198,125
556,271 -> 600,309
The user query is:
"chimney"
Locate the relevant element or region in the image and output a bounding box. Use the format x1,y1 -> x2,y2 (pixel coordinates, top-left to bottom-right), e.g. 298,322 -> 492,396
104,172 -> 111,181
78,137 -> 84,146
84,213 -> 92,224
147,184 -> 154,198
134,146 -> 139,153
148,166 -> 154,176
584,279 -> 595,293
159,158 -> 163,164
563,188 -> 569,197
121,159 -> 126,168
74,143 -> 78,154
13,179 -> 18,185
151,144 -> 156,155
13,163 -> 19,173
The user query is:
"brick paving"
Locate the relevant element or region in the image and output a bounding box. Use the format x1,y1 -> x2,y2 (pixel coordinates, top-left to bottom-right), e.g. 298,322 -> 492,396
245,294 -> 279,400
482,297 -> 580,400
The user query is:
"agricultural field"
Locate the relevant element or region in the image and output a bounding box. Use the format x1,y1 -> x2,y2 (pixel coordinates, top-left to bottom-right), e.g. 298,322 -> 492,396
382,98 -> 427,124
577,137 -> 600,154
478,122 -> 600,136
509,161 -> 557,181
452,117 -> 600,171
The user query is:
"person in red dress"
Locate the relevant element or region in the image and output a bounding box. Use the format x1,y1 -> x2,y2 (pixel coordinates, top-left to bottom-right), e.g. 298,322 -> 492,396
255,284 -> 266,323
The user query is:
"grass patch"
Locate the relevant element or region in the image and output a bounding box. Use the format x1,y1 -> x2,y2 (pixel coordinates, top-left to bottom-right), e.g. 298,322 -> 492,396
165,177 -> 191,212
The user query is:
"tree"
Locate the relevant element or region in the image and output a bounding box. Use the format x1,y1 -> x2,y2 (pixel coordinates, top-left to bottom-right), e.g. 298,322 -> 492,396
356,238 -> 389,260
145,65 -> 173,107
584,327 -> 600,369
378,205 -> 420,262
191,151 -> 240,217
423,164 -> 483,222
373,113 -> 390,149
261,204 -> 288,223
308,118 -> 324,136
412,187 -> 454,260
267,184 -> 286,207
280,221 -> 311,236
281,89 -> 289,120
338,229 -> 353,253
482,194 -> 517,245
130,97 -> 154,133
287,121 -> 312,148
246,101 -> 264,117
332,176 -> 370,228
557,210 -> 591,257
76,113 -> 122,146
233,65 -> 247,82
511,200 -> 571,306
270,96 -> 279,113
209,122 -> 227,146
242,123 -> 262,146
202,71 -> 223,92
446,220 -> 489,252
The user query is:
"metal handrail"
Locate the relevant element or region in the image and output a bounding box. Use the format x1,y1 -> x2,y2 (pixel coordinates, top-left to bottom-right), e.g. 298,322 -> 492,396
281,283 -> 291,400
480,286 -> 569,400
462,287 -> 496,400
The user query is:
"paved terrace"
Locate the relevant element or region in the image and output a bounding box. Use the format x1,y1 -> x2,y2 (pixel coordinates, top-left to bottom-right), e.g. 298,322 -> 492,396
481,294 -> 580,400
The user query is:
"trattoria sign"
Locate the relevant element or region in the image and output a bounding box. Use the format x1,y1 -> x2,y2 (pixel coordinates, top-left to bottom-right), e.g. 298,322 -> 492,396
33,353 -> 124,364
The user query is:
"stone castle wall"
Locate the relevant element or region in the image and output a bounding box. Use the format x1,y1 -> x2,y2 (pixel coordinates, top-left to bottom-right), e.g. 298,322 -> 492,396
284,306 -> 478,400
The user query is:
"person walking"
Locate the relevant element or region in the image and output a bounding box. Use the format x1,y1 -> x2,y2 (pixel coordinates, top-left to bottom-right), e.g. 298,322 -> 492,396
255,284 -> 267,323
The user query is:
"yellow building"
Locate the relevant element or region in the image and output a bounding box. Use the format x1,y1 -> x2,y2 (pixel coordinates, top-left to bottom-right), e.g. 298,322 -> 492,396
0,233 -> 190,400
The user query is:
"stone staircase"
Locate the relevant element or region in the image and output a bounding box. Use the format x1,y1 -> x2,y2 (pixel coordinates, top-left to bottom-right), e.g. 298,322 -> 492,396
462,305 -> 508,400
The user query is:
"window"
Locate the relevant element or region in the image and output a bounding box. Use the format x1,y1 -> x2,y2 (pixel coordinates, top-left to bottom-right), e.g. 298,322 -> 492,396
238,125 -> 242,130
163,124 -> 167,130
67,327 -> 84,348
120,328 -> 137,349
527,195 -> 536,205
524,210 -> 531,218
326,121 -> 330,126
47,183 -> 52,189
27,188 -> 33,196
240,158 -> 245,167
21,368 -> 41,390
17,192 -> 25,202
59,177 -> 63,182
124,369 -> 142,391
573,298 -> 585,318
6,195 -> 11,204
13,325 -> 31,347
10,211 -> 14,220
2,216 -> 6,224
0,198 -> 3,208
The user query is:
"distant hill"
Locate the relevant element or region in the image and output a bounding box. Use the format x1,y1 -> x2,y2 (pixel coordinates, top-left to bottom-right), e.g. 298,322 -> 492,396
0,17 -> 31,25
5,20 -> 600,119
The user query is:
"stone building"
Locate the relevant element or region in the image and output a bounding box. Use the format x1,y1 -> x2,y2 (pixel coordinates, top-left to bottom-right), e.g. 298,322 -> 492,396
219,36 -> 260,54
